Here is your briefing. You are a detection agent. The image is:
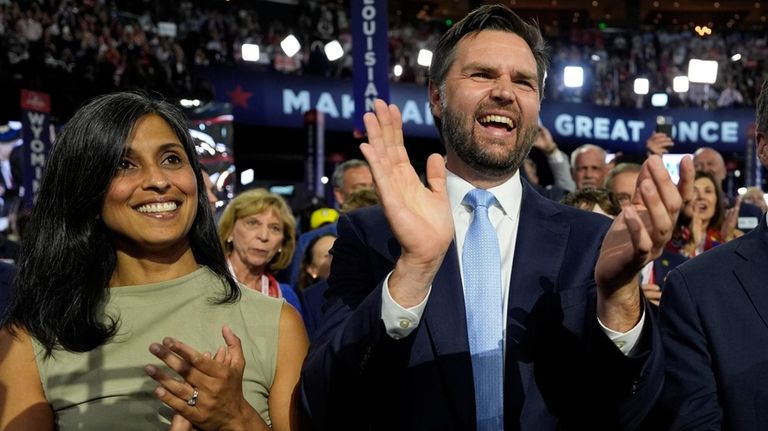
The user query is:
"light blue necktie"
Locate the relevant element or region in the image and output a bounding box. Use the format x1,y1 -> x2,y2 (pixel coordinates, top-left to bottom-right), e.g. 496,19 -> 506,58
462,188 -> 504,430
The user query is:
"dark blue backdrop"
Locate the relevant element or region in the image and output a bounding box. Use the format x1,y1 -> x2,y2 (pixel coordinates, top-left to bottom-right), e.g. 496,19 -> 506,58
198,66 -> 756,155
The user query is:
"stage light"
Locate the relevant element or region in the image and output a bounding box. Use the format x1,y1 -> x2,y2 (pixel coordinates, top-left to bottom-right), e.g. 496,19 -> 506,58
651,93 -> 669,107
633,78 -> 650,95
673,76 -> 690,92
280,34 -> 301,57
241,44 -> 260,62
240,169 -> 254,186
731,53 -> 742,61
563,66 -> 584,88
417,49 -> 433,67
180,99 -> 201,107
393,64 -> 403,77
694,25 -> 712,36
324,40 -> 344,61
688,59 -> 718,84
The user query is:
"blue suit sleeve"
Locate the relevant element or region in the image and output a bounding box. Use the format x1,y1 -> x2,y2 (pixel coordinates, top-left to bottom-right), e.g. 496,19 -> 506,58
656,268 -> 722,430
300,213 -> 402,426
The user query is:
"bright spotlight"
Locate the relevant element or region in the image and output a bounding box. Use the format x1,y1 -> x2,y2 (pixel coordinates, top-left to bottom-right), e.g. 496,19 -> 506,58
417,49 -> 433,67
324,40 -> 344,61
687,59 -> 718,84
673,76 -> 690,92
180,99 -> 201,108
240,169 -> 254,186
393,64 -> 403,77
241,44 -> 260,62
321,176 -> 329,184
731,53 -> 742,62
280,34 -> 301,57
651,93 -> 669,107
633,78 -> 650,95
563,66 -> 584,88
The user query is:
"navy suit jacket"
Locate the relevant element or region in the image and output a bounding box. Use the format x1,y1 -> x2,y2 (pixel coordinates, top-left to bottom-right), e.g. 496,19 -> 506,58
301,279 -> 328,341
657,215 -> 768,429
653,249 -> 687,287
301,182 -> 663,431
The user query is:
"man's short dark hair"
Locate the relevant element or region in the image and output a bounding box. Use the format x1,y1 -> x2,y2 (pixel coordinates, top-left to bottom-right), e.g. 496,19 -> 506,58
429,4 -> 550,100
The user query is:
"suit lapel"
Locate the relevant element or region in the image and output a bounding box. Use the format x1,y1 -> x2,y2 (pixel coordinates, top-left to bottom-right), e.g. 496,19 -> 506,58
733,217 -> 768,330
504,184 -> 570,425
507,184 -> 570,327
423,241 -> 476,429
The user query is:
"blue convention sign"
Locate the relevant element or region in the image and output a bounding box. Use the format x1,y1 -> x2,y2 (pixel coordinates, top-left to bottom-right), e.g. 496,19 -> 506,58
351,0 -> 390,133
540,103 -> 755,154
199,67 -> 757,154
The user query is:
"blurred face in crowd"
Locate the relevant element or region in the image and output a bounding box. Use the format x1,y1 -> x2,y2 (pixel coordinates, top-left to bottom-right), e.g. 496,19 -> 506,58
335,165 -> 373,204
608,171 -> 639,207
694,148 -> 726,184
692,176 -> 718,226
572,148 -> 607,190
202,171 -> 217,214
102,114 -> 197,254
742,187 -> 767,212
306,234 -> 336,282
523,158 -> 539,185
430,30 -> 540,181
228,208 -> 285,274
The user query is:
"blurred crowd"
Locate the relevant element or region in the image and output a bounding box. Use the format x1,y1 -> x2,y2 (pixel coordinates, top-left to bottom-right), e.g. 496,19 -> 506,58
546,27 -> 768,109
1,0 -> 767,121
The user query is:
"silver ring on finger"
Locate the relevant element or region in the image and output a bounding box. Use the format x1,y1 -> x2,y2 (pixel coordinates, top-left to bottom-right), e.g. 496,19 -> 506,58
187,387 -> 199,407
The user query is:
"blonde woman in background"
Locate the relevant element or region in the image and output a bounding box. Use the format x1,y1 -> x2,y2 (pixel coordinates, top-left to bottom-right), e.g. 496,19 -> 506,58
218,188 -> 303,315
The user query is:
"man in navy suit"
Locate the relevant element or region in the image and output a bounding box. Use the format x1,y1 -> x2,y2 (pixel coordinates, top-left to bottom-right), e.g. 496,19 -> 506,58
655,80 -> 768,429
301,5 -> 692,430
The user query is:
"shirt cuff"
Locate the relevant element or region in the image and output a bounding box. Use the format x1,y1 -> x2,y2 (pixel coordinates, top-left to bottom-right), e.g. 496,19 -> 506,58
380,271 -> 431,340
597,308 -> 646,355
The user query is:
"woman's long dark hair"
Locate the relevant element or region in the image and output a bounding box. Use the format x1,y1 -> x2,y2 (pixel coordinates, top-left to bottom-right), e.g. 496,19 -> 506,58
3,92 -> 239,355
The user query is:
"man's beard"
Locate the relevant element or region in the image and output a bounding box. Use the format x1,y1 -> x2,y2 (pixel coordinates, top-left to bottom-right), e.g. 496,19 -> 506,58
441,103 -> 538,179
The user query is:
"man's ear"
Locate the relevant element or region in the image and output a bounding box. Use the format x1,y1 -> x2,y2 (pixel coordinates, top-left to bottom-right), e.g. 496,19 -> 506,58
757,132 -> 768,168
428,81 -> 443,120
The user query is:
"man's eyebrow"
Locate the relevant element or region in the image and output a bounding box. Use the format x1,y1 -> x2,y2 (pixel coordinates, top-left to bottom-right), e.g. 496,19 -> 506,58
461,62 -> 495,73
461,62 -> 537,80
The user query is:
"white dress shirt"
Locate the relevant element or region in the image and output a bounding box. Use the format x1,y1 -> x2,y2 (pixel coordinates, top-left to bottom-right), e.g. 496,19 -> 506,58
380,169 -> 644,354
